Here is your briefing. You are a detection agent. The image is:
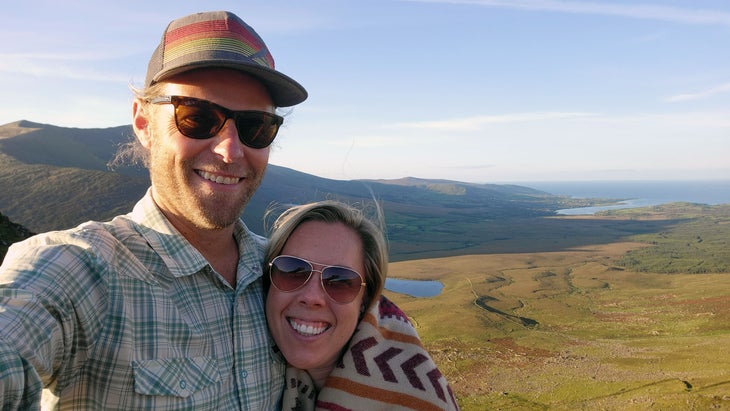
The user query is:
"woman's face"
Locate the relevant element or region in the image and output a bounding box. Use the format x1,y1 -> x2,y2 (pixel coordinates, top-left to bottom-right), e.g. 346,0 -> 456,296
266,220 -> 366,380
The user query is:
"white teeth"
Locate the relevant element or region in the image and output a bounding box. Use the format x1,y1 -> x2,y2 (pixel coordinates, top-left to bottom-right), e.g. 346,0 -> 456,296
200,171 -> 240,185
289,319 -> 329,336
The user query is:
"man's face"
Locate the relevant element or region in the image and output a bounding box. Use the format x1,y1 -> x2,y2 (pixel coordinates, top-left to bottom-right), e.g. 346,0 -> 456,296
140,68 -> 275,231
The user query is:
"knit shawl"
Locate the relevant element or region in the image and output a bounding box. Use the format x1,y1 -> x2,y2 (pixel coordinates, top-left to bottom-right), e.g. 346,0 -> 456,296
280,295 -> 460,410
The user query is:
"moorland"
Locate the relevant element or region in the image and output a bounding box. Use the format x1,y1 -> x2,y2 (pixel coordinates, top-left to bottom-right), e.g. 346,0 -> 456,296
386,203 -> 730,410
1,121 -> 729,410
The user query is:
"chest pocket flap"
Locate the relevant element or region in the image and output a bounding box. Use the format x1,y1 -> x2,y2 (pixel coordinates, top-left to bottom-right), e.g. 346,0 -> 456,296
132,356 -> 220,397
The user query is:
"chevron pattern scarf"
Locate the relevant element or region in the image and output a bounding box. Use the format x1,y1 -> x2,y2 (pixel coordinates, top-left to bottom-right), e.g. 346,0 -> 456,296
280,295 -> 460,410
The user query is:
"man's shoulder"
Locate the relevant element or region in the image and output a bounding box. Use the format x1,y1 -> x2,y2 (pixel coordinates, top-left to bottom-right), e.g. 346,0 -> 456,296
4,215 -> 142,264
27,215 -> 137,244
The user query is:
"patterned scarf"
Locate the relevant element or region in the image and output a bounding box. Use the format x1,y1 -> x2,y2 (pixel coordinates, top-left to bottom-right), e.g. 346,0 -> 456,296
280,296 -> 460,410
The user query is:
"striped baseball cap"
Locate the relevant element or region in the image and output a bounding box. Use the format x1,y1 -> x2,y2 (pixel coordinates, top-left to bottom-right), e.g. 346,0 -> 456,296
145,11 -> 307,107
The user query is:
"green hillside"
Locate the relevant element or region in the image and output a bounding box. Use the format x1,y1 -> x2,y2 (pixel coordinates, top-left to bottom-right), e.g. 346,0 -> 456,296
608,203 -> 730,273
0,120 -> 597,260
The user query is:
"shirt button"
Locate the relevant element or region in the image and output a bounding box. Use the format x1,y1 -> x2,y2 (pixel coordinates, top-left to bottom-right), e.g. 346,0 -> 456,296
179,379 -> 187,389
241,370 -> 248,379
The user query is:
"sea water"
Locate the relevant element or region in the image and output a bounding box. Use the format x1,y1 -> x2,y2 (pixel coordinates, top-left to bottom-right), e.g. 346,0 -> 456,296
526,180 -> 730,215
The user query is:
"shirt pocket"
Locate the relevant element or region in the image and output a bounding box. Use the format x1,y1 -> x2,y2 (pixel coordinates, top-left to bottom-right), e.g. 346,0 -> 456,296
132,356 -> 220,397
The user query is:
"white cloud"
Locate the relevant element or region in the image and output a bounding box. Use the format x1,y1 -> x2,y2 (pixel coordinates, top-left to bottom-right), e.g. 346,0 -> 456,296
391,112 -> 597,131
0,54 -> 130,83
593,111 -> 730,128
666,83 -> 730,103
406,0 -> 730,26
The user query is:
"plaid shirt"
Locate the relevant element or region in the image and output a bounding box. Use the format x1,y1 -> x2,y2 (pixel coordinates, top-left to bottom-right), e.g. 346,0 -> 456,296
0,192 -> 285,410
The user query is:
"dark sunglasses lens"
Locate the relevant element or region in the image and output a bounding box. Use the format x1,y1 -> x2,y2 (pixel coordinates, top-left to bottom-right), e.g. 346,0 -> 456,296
322,267 -> 363,303
235,113 -> 280,149
175,101 -> 226,139
270,256 -> 312,291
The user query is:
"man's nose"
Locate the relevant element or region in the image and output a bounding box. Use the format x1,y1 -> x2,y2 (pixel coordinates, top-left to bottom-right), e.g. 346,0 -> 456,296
211,120 -> 245,162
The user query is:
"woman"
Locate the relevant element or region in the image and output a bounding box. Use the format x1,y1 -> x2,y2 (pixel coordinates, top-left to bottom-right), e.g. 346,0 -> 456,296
264,200 -> 460,410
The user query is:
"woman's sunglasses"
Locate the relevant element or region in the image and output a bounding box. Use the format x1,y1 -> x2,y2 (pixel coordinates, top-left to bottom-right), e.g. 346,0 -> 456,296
149,95 -> 284,149
269,255 -> 366,304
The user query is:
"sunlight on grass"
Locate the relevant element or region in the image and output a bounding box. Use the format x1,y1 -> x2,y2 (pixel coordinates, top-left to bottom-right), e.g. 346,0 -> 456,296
385,220 -> 730,410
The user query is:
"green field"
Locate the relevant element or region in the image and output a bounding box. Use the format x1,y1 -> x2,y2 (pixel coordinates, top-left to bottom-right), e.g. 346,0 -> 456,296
385,204 -> 730,410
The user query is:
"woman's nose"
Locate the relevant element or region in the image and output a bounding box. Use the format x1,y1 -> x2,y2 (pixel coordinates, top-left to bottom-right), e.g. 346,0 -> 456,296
298,271 -> 328,306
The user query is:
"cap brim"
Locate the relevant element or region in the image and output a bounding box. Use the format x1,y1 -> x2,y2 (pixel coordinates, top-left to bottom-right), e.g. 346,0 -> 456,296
153,61 -> 307,107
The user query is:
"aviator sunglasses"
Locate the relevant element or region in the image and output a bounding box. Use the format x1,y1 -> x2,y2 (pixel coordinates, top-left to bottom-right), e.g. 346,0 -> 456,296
269,255 -> 366,304
149,95 -> 284,149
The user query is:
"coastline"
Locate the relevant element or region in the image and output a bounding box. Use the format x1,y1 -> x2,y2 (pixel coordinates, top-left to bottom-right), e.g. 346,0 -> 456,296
522,180 -> 730,215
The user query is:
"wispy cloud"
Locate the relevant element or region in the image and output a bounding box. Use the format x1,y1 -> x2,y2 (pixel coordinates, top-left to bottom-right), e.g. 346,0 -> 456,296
0,52 -> 119,61
391,111 -> 596,131
371,110 -> 730,137
406,0 -> 730,26
331,135 -> 413,148
666,83 -> 730,103
0,53 -> 130,82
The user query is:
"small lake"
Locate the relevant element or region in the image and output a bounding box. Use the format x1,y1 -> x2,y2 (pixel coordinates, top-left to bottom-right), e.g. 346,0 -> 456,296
384,278 -> 443,297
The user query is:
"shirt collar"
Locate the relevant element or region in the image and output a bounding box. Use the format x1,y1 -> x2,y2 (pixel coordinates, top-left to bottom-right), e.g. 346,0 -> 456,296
127,190 -> 266,285
127,191 -> 207,278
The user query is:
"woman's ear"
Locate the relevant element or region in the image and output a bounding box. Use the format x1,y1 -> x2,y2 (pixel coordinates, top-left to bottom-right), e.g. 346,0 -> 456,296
132,98 -> 153,149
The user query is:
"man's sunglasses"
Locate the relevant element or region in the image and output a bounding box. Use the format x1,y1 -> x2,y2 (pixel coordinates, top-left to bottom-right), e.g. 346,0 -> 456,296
149,95 -> 284,149
269,255 -> 366,304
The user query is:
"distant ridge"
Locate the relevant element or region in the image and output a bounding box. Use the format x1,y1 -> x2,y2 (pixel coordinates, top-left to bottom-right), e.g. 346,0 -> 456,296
0,120 -> 44,139
0,120 -> 591,261
0,120 -> 139,174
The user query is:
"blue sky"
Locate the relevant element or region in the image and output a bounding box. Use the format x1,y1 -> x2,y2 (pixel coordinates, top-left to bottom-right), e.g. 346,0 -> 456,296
2,0 -> 729,183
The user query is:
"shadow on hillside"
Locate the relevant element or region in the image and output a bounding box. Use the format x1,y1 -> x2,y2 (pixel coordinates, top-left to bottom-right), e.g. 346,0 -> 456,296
387,216 -> 685,262
476,296 -> 539,328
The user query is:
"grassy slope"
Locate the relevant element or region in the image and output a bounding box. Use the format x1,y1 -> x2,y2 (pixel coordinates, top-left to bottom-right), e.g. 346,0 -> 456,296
0,153 -> 150,233
385,205 -> 730,410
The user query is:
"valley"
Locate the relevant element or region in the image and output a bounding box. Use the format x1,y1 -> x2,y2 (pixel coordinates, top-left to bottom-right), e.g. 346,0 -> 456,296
385,205 -> 730,410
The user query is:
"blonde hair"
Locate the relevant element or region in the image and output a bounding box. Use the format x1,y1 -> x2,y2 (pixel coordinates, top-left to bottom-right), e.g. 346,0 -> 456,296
108,83 -> 167,170
264,200 -> 388,309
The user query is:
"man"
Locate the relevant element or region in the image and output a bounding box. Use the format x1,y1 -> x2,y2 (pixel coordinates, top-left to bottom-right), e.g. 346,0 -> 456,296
0,11 -> 306,410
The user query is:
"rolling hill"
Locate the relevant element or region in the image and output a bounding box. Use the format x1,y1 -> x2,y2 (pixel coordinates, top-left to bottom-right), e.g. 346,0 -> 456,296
0,120 -> 604,261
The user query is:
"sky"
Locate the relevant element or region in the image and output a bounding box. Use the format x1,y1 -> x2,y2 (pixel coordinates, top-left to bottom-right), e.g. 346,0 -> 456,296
1,0 -> 729,183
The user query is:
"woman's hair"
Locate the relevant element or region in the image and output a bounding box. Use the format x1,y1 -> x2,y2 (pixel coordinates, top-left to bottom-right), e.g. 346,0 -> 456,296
264,200 -> 388,310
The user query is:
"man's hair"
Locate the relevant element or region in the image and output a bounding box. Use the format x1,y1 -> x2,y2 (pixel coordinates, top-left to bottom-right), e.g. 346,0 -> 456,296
107,83 -> 167,170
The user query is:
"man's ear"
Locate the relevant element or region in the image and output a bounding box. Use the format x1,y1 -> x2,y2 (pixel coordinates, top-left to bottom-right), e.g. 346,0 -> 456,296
132,98 -> 153,149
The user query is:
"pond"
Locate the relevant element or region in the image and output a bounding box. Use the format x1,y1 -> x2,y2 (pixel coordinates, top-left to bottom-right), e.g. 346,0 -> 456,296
384,278 -> 443,297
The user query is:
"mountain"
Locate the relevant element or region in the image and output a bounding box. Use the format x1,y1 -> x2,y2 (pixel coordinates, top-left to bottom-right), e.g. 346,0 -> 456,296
0,120 -> 586,261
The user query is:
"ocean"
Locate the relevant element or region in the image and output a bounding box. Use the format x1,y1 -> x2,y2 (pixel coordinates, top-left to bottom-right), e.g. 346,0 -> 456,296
523,180 -> 730,215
